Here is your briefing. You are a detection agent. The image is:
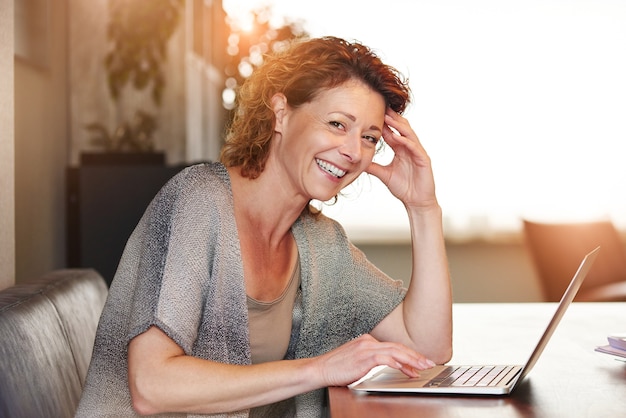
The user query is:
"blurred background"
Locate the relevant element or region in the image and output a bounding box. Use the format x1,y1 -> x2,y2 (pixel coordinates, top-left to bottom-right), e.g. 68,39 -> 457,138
3,0 -> 626,302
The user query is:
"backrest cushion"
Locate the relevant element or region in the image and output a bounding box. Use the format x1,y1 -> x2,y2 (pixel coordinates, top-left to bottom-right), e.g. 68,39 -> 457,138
29,270 -> 109,383
0,269 -> 107,418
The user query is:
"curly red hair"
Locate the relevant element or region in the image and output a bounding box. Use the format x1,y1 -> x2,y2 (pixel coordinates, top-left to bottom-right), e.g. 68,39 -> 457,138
220,36 -> 411,179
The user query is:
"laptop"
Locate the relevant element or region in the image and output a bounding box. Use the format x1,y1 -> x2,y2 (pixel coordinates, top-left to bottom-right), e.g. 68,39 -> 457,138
350,246 -> 600,396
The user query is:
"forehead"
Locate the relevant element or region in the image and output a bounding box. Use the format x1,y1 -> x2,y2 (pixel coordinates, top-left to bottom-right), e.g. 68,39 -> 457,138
309,80 -> 386,112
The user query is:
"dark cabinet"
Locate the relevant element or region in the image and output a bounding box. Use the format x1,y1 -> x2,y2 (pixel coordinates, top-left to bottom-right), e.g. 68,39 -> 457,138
66,157 -> 185,286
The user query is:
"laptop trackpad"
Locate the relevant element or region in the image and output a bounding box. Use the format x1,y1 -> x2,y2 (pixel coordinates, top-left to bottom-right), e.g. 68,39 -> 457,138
353,366 -> 446,390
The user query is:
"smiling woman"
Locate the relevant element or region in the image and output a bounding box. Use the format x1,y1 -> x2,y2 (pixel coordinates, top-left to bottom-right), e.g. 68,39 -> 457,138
223,0 -> 626,241
76,35 -> 453,417
267,80 -> 386,202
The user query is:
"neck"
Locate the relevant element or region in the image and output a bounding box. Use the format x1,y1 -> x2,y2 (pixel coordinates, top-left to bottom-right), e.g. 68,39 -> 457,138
228,166 -> 307,245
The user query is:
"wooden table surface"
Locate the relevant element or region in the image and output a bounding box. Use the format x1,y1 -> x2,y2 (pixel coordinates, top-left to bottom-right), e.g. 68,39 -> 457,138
329,302 -> 626,418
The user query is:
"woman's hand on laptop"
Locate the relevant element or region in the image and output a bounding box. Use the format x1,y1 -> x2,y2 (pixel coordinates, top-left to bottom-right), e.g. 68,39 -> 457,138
314,334 -> 436,387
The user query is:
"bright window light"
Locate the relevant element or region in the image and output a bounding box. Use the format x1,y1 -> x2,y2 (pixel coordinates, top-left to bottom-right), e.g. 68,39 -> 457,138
223,0 -> 626,241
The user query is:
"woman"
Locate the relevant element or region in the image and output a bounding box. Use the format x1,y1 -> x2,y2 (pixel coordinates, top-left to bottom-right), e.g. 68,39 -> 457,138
76,36 -> 452,417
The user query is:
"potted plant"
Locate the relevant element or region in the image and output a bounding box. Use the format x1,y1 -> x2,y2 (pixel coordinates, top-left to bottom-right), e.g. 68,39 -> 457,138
83,0 -> 184,164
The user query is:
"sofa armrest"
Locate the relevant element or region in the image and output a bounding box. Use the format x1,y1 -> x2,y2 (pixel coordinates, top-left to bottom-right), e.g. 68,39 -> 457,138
0,269 -> 108,418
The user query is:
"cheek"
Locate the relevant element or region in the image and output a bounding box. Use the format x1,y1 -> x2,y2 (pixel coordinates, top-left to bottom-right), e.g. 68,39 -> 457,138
362,146 -> 377,164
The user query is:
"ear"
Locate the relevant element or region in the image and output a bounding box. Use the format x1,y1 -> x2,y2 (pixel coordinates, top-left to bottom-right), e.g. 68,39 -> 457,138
271,93 -> 288,133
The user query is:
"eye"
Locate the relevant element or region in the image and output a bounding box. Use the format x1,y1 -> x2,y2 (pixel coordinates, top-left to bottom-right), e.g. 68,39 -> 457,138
363,134 -> 380,145
329,120 -> 345,130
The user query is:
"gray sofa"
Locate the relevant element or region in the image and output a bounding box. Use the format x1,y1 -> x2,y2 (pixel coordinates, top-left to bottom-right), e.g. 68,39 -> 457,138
0,269 -> 108,418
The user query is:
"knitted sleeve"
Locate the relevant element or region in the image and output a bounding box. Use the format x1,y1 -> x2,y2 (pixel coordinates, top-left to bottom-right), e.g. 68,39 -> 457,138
125,163 -> 232,355
294,211 -> 407,359
292,211 -> 407,417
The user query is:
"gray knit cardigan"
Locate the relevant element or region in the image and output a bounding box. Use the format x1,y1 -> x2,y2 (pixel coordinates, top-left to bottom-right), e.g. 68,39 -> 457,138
76,162 -> 406,418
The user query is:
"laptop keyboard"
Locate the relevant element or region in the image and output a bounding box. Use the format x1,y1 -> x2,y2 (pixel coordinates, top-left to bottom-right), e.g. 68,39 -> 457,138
426,365 -> 515,387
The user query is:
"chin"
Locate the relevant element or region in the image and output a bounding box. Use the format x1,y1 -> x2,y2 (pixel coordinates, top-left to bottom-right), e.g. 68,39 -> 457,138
310,190 -> 341,204
308,177 -> 352,203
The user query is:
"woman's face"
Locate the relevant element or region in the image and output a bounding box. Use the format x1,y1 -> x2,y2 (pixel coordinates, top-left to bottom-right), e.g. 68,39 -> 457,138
271,80 -> 386,202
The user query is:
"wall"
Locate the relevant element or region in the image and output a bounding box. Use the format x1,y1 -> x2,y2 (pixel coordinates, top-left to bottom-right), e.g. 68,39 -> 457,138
68,0 -> 187,166
5,0 -> 550,299
0,0 -> 15,290
357,241 -> 543,303
12,0 -> 188,284
14,0 -> 68,282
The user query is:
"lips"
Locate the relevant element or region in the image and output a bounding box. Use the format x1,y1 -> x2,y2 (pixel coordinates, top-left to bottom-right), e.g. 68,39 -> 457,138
315,158 -> 347,178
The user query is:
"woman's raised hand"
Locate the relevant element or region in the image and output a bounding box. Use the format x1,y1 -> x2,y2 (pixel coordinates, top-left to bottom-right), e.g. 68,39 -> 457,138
366,109 -> 438,211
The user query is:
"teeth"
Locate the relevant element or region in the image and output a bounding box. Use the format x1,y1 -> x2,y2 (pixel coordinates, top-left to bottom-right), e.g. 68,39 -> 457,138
316,159 -> 346,178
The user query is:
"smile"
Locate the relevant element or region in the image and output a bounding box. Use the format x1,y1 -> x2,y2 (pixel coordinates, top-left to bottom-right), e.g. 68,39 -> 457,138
315,159 -> 346,178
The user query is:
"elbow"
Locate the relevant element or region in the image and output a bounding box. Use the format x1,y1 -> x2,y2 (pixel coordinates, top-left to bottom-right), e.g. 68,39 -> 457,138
129,371 -> 163,416
128,326 -> 188,415
437,336 -> 454,364
434,346 -> 453,365
131,400 -> 156,417
130,395 -> 158,416
435,336 -> 454,365
424,339 -> 453,365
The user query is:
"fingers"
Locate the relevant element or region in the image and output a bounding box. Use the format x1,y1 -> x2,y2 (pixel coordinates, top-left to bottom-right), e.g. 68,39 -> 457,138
317,334 -> 437,387
383,109 -> 416,140
383,110 -> 426,153
350,335 -> 435,375
368,108 -> 439,208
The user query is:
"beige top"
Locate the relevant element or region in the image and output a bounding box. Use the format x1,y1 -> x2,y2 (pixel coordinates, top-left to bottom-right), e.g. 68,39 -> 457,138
247,258 -> 301,364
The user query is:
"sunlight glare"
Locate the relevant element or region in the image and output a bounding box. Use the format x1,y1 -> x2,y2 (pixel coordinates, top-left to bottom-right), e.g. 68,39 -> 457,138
222,0 -> 626,239
222,0 -> 264,32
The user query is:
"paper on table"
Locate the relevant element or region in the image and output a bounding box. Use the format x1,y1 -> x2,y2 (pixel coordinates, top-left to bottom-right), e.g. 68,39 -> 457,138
607,335 -> 626,351
595,344 -> 626,359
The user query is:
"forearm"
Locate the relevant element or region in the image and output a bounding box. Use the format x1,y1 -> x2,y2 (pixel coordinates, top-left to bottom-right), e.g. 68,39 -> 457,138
129,327 -> 324,415
131,354 -> 321,415
403,204 -> 453,363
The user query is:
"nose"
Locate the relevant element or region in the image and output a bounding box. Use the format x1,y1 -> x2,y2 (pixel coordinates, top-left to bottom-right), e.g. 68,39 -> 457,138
339,133 -> 362,163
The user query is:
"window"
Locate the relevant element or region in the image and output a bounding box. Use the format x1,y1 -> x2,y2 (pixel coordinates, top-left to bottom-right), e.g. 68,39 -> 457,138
224,0 -> 626,241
